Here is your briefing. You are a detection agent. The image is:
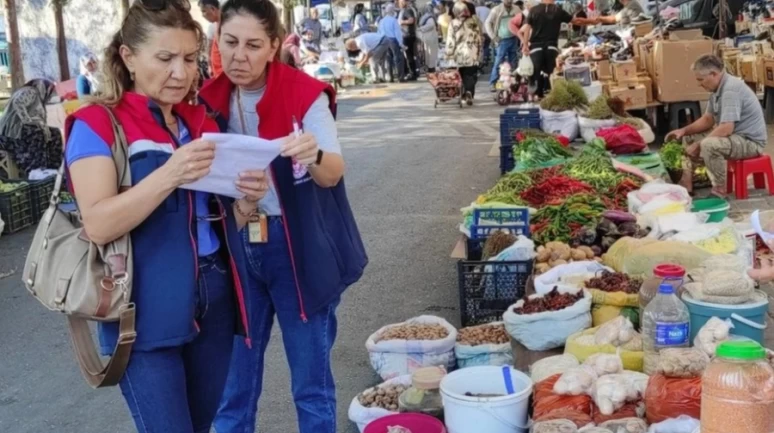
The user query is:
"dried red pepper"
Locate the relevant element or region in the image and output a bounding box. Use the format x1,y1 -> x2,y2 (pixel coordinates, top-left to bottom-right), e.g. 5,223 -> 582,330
521,176 -> 594,207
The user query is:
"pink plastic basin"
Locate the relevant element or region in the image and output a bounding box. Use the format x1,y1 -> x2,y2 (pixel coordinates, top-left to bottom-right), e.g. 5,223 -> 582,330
363,413 -> 447,433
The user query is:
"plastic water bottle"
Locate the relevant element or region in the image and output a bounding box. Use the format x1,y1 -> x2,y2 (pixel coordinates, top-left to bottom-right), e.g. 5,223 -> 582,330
642,283 -> 691,374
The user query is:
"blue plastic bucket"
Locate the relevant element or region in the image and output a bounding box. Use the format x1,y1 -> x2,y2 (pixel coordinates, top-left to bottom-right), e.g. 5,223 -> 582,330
682,292 -> 769,345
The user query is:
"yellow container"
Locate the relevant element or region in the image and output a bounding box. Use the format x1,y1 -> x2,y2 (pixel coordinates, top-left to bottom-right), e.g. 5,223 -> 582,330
565,327 -> 644,372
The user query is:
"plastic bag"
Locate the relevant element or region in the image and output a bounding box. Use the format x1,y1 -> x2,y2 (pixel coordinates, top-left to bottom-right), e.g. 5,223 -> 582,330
643,374 -> 701,424
594,316 -> 636,347
578,116 -> 617,142
365,316 -> 457,380
517,54 -> 534,77
535,374 -> 594,426
578,427 -> 613,433
626,181 -> 691,216
584,353 -> 624,376
553,365 -> 599,396
599,418 -> 648,433
591,372 -> 649,415
683,282 -> 761,305
454,322 -> 513,368
534,261 -> 613,295
347,375 -> 413,432
593,401 -> 644,424
541,109 -> 579,141
503,288 -> 592,351
602,237 -> 659,273
532,419 -> 579,433
693,317 -> 732,357
670,222 -> 742,255
646,416 -> 700,433
620,240 -> 711,279
656,348 -> 709,378
596,125 -> 646,155
565,327 -> 644,372
531,354 -> 580,383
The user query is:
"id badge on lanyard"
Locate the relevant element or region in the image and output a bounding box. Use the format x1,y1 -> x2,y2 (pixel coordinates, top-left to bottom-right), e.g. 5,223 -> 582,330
248,213 -> 268,243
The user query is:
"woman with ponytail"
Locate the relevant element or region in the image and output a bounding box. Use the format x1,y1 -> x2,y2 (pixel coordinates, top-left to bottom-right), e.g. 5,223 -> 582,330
63,0 -> 267,431
199,1 -> 366,432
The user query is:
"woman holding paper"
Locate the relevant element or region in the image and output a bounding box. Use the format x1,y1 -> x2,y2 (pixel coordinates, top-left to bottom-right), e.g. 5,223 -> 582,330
199,1 -> 367,432
62,1 -> 268,431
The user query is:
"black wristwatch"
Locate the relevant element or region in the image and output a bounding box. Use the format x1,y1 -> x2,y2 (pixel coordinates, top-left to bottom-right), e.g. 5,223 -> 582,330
314,149 -> 324,166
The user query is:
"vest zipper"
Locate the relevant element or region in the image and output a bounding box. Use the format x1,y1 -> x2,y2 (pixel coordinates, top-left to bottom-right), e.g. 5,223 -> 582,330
216,198 -> 252,347
187,191 -> 200,333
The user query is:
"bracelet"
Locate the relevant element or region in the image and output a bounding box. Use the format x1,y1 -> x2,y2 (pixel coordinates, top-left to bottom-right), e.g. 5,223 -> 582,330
234,200 -> 257,218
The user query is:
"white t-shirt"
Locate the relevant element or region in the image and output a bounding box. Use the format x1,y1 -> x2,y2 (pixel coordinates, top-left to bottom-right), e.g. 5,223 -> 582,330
476,6 -> 491,23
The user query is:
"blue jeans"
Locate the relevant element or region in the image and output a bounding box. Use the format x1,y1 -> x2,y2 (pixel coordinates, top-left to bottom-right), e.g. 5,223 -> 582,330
489,37 -> 520,85
119,254 -> 235,433
214,218 -> 340,433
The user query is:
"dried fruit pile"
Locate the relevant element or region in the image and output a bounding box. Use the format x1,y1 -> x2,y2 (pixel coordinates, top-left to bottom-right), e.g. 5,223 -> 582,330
585,270 -> 642,294
375,324 -> 449,342
514,287 -> 585,314
457,323 -> 509,345
358,384 -> 407,410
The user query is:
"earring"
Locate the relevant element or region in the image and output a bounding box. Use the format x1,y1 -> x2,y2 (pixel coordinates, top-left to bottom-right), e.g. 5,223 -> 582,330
129,71 -> 135,81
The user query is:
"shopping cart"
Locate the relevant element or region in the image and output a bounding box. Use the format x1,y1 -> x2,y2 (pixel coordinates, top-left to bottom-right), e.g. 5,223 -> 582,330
427,67 -> 463,109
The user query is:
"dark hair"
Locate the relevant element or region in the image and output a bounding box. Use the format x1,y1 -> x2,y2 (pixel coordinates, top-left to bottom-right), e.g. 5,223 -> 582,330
221,0 -> 284,60
199,0 -> 220,8
354,3 -> 364,14
280,48 -> 298,69
96,0 -> 204,106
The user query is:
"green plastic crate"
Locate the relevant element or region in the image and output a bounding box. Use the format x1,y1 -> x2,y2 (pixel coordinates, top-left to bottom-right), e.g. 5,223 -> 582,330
0,180 -> 33,234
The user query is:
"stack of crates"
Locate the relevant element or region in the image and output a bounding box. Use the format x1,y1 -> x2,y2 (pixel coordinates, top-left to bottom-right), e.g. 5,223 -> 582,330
0,180 -> 33,234
499,106 -> 541,175
457,208 -> 533,327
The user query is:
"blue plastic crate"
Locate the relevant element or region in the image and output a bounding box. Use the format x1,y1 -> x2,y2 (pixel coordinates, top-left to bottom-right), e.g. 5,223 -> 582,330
470,208 -> 530,240
500,114 -> 542,147
500,144 -> 515,174
457,254 -> 533,326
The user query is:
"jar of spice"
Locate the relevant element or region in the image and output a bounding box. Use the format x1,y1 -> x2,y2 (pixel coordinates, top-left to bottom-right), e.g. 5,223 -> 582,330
398,366 -> 446,420
701,341 -> 774,433
639,264 -> 685,328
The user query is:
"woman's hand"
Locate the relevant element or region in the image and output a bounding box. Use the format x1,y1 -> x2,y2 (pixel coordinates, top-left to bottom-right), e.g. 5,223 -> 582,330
280,132 -> 319,166
162,139 -> 215,187
749,259 -> 774,283
521,43 -> 530,55
235,169 -> 268,202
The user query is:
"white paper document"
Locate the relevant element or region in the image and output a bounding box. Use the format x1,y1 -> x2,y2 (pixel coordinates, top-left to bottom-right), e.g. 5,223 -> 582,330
180,133 -> 282,198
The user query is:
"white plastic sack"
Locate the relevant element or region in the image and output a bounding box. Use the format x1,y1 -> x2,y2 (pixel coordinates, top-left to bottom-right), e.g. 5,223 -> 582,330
627,181 -> 691,215
530,354 -> 580,383
646,416 -> 700,433
503,288 -> 592,351
534,261 -> 613,295
454,324 -> 513,369
637,121 -> 655,144
517,55 -> 534,77
540,109 -> 579,140
365,315 -> 457,380
347,375 -> 413,433
578,116 -> 617,142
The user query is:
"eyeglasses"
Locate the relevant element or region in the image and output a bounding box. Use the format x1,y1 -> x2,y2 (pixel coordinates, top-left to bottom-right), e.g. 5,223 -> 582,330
139,0 -> 191,12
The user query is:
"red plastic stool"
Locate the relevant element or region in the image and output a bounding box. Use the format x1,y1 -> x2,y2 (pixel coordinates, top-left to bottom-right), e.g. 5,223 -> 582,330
726,154 -> 774,200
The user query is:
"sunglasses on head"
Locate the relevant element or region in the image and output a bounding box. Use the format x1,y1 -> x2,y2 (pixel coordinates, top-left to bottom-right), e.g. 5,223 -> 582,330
139,0 -> 191,11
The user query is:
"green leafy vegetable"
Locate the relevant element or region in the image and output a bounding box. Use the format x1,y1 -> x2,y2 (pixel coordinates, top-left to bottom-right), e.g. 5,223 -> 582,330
659,141 -> 683,170
515,137 -> 573,168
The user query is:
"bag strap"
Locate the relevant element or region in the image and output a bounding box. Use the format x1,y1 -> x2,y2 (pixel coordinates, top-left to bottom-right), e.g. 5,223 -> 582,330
56,104 -> 136,388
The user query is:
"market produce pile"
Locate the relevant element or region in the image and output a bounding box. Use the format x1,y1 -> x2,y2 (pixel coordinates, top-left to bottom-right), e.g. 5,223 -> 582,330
659,140 -> 710,185
514,287 -> 585,314
0,180 -> 26,193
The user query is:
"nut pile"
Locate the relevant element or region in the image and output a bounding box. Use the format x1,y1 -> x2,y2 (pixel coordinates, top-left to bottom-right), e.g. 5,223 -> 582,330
457,324 -> 509,345
375,324 -> 449,342
514,287 -> 584,314
358,384 -> 407,411
585,271 -> 642,294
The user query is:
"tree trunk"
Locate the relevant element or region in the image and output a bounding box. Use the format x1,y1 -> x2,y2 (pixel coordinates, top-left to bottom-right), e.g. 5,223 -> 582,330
282,0 -> 294,37
4,0 -> 24,90
53,0 -> 70,81
120,0 -> 130,18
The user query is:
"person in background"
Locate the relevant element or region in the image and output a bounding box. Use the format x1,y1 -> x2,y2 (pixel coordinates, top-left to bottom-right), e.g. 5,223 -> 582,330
485,0 -> 520,92
297,7 -> 323,46
571,3 -> 588,37
378,4 -> 406,82
199,0 -> 223,76
398,0 -> 419,80
418,3 -> 440,73
0,79 -> 55,140
446,1 -> 482,105
352,3 -> 369,35
203,1 -> 367,432
64,1 -> 267,431
518,0 -> 597,98
76,53 -> 102,98
475,0 -> 491,65
345,32 -> 393,82
597,0 -> 646,25
282,33 -> 303,68
438,1 -> 454,41
300,28 -> 322,62
666,54 -> 766,198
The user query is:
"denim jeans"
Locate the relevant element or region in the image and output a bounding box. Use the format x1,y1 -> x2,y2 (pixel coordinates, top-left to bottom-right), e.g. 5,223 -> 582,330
386,37 -> 406,80
489,37 -> 520,85
119,254 -> 235,433
214,218 -> 340,433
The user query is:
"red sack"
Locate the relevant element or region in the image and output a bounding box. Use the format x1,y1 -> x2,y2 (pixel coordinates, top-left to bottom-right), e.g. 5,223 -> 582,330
534,374 -> 593,427
596,124 -> 646,155
556,135 -> 570,147
644,374 -> 702,424
592,401 -> 643,424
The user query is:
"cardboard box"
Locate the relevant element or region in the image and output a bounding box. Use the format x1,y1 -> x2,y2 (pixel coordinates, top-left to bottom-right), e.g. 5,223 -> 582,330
600,79 -> 614,95
634,21 -> 654,37
595,59 -> 612,79
610,84 -> 648,109
638,75 -> 654,102
764,58 -> 774,88
612,61 -> 637,82
739,57 -> 757,83
653,38 -> 713,102
669,29 -> 703,40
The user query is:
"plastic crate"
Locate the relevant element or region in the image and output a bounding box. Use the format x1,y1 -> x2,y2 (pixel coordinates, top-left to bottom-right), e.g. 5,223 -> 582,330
500,144 -> 515,174
0,150 -> 19,179
500,107 -> 541,147
457,237 -> 534,327
0,181 -> 33,234
28,176 -> 56,222
467,208 -> 530,261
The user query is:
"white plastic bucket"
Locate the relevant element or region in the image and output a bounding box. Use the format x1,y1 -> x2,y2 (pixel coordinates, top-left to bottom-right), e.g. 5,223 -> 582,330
440,366 -> 533,433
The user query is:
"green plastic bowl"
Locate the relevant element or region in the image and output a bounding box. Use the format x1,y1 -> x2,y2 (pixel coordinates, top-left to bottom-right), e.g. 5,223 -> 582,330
692,197 -> 730,222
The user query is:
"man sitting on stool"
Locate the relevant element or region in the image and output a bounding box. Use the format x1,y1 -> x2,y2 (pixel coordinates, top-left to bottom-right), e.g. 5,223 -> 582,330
666,54 -> 766,198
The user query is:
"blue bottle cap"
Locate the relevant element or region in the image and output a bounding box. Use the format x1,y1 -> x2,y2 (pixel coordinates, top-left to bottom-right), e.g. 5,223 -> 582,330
658,283 -> 674,294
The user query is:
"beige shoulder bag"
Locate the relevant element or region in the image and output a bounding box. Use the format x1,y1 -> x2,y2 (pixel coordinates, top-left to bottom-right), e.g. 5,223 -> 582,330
23,105 -> 135,388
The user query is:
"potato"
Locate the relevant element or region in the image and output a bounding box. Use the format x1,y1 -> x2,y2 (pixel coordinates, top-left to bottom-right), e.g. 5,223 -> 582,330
535,262 -> 551,274
578,245 -> 595,259
537,245 -> 546,253
570,248 -> 587,261
549,259 -> 568,267
536,249 -> 551,263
